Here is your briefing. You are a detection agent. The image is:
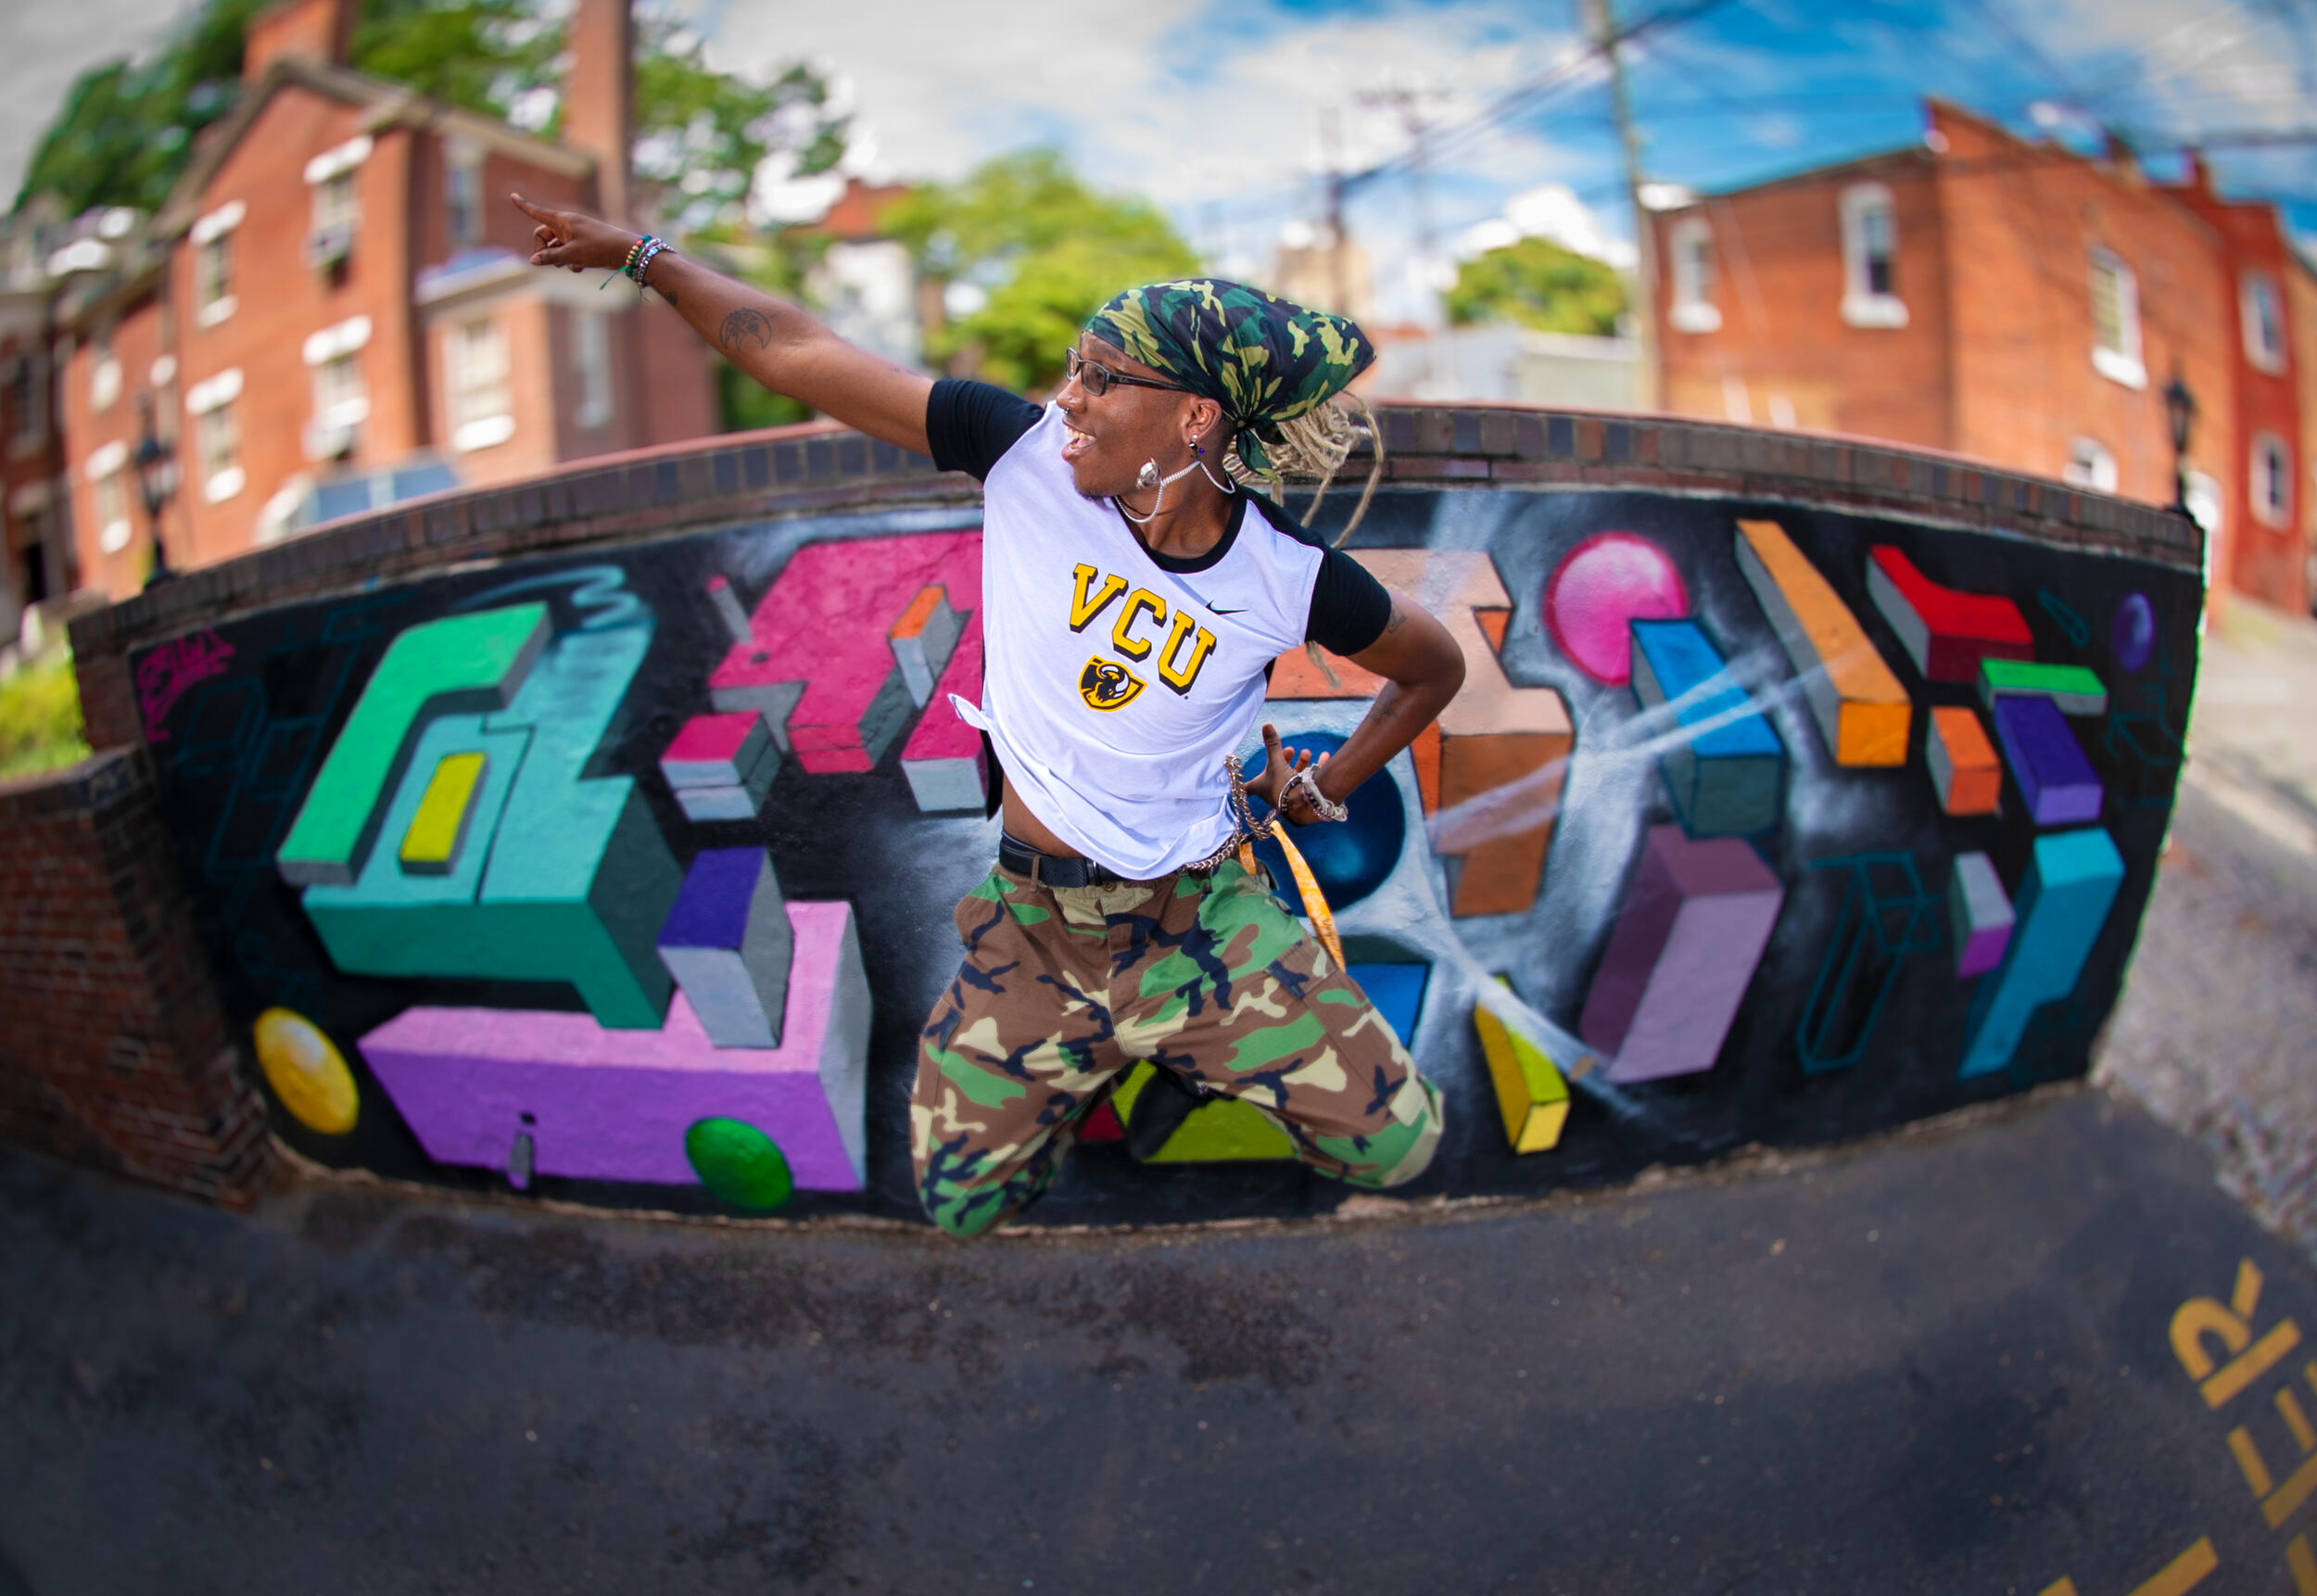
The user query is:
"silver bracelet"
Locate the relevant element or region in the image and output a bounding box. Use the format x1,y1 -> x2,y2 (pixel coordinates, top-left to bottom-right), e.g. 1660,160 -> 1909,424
1287,766 -> 1348,823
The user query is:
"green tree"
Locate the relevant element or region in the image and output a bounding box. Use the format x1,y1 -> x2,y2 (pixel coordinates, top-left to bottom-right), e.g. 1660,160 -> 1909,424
631,17 -> 843,235
348,0 -> 560,120
15,0 -> 264,216
880,150 -> 1198,393
1443,236 -> 1627,337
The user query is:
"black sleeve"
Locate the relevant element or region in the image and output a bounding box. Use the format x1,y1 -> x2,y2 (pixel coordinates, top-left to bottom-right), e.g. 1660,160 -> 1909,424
925,378 -> 1042,481
1246,494 -> 1394,656
1307,546 -> 1394,656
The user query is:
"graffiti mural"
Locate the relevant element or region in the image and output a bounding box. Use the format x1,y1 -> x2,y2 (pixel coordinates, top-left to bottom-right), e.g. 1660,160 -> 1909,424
131,487 -> 2200,1225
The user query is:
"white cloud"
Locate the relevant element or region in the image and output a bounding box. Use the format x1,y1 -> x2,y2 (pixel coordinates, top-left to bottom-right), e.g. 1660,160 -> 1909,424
690,0 -> 1587,321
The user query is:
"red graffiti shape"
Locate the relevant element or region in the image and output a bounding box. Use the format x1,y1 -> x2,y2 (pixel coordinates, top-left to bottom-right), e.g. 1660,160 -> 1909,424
136,630 -> 235,743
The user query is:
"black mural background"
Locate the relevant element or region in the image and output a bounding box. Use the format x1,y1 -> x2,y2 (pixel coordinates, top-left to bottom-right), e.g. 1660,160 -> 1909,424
131,488 -> 2201,1225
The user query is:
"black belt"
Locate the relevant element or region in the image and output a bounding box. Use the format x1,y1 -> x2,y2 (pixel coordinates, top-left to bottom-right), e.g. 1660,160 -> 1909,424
997,834 -> 1132,890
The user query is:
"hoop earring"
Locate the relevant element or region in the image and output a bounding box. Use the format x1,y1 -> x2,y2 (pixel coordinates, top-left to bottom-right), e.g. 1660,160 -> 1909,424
1190,438 -> 1236,497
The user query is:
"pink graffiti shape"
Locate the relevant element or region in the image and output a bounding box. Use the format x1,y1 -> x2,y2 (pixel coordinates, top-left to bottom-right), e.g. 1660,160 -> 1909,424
135,629 -> 235,743
1545,532 -> 1689,686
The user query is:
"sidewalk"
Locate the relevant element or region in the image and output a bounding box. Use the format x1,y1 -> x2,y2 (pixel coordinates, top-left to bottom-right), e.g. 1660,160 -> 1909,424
2099,596 -> 2317,1260
4,1084 -> 2314,1594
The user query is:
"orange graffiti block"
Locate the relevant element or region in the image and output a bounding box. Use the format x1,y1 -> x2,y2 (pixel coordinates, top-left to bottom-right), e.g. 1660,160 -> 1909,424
1271,551 -> 1572,918
1928,705 -> 2001,816
1735,518 -> 1910,766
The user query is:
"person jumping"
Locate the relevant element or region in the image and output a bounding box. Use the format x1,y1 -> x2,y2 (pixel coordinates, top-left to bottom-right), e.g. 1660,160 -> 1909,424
515,195 -> 1464,1235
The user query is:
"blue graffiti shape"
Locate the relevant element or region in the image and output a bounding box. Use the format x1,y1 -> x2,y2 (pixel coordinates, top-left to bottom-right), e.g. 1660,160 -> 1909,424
2104,714 -> 2184,809
1959,828 -> 2124,1081
141,591 -> 419,1015
2036,589 -> 2091,648
449,563 -> 645,633
1794,852 -> 1943,1075
1244,731 -> 1406,913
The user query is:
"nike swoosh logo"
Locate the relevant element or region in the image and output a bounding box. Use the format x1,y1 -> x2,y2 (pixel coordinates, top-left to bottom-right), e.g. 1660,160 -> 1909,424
1211,606 -> 1247,614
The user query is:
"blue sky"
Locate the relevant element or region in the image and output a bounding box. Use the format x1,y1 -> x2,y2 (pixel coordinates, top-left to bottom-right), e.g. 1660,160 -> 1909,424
695,0 -> 2317,321
8,0 -> 2312,322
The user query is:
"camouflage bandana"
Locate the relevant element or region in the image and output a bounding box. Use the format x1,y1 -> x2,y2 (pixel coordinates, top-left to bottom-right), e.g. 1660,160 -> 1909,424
1084,280 -> 1373,476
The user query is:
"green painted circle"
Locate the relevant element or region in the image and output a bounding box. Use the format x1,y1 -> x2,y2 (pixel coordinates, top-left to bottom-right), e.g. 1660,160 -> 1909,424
684,1117 -> 793,1211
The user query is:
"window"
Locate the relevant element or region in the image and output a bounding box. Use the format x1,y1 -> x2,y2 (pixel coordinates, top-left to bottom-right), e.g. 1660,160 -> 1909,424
305,135 -> 369,273
573,310 -> 613,429
2064,437 -> 2119,494
86,438 -> 131,553
449,317 -> 513,451
185,366 -> 244,502
2251,433 -> 2292,528
1838,183 -> 1906,328
309,355 -> 366,461
89,330 -> 120,412
190,199 -> 244,326
1668,216 -> 1719,334
2089,247 -> 2145,388
7,353 -> 44,450
445,139 -> 484,248
303,316 -> 373,460
2242,272 -> 2286,374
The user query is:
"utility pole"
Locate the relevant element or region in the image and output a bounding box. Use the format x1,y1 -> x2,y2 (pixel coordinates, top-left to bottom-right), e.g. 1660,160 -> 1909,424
1320,105 -> 1349,316
1582,0 -> 1662,410
1358,82 -> 1446,316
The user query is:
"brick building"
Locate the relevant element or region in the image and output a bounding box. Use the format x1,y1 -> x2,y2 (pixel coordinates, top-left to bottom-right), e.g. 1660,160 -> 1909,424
55,0 -> 715,597
1648,100 -> 2313,612
0,199 -> 76,646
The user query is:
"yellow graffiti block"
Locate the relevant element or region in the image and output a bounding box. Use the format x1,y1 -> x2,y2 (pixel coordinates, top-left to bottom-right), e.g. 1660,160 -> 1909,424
1475,985 -> 1569,1153
1735,518 -> 1909,766
399,751 -> 488,874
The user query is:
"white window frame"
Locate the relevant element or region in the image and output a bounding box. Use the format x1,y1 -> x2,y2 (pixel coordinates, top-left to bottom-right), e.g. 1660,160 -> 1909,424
2250,432 -> 2292,529
86,438 -> 132,553
448,317 -> 514,452
1668,216 -> 1720,334
191,199 -> 244,327
2063,437 -> 2119,494
2241,271 -> 2286,375
185,367 -> 244,502
89,331 -> 120,413
2089,247 -> 2146,389
303,134 -> 374,188
572,310 -> 613,429
1838,183 -> 1907,329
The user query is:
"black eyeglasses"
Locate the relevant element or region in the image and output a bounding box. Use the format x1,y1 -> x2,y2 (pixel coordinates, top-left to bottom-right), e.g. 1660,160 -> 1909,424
1063,348 -> 1196,399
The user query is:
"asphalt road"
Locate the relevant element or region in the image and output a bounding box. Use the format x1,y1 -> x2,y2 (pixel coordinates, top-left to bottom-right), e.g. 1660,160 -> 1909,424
6,1083 -> 2315,1595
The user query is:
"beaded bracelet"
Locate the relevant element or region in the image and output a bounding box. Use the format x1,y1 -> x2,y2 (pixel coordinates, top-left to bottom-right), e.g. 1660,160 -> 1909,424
619,235 -> 649,278
632,236 -> 669,288
1286,766 -> 1348,823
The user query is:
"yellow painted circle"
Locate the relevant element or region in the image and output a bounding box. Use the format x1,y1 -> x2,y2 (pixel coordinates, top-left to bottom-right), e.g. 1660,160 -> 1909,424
253,1007 -> 360,1135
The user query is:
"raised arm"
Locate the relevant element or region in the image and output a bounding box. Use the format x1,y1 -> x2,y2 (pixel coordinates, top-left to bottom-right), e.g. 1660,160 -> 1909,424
513,193 -> 934,457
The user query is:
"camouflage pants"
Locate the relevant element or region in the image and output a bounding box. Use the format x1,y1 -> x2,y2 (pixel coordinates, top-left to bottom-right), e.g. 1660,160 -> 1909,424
910,855 -> 1445,1236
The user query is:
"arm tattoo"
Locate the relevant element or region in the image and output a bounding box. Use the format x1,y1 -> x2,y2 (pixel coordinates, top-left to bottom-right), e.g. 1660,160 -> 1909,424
1384,604 -> 1407,635
658,287 -> 678,308
719,308 -> 775,354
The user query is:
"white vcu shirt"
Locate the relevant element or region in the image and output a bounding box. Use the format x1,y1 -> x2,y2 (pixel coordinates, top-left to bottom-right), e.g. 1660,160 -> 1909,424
927,381 -> 1390,879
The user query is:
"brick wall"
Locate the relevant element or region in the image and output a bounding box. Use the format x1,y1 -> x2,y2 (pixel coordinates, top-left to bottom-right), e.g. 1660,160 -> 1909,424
19,405 -> 2200,1209
1652,150 -> 1954,447
0,748 -> 273,1206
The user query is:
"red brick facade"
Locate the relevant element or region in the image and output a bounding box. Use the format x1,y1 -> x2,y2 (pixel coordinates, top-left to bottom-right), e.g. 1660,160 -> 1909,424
0,749 -> 272,1206
55,0 -> 715,600
1651,101 -> 2302,610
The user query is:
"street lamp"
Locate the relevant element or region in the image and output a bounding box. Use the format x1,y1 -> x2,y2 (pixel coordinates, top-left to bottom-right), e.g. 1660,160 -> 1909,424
2162,371 -> 2197,515
133,391 -> 179,587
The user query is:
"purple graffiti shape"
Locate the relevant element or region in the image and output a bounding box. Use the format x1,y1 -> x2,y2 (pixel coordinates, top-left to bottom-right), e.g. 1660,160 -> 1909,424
135,629 -> 236,743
